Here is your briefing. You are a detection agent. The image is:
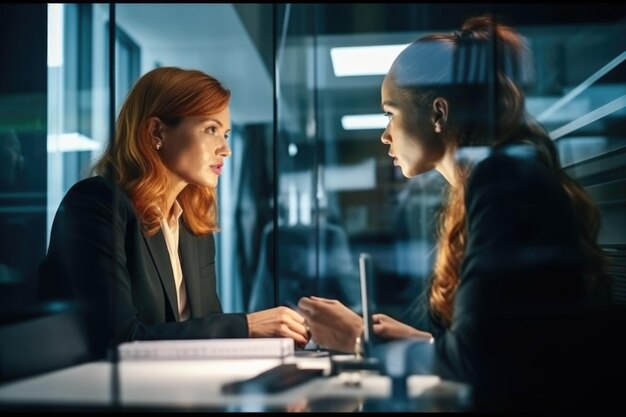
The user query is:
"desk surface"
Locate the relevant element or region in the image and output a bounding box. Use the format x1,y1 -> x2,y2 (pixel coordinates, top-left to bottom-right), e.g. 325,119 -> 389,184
0,355 -> 471,412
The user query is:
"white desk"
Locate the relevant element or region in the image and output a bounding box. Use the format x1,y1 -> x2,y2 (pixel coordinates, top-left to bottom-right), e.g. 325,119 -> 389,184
0,355 -> 471,411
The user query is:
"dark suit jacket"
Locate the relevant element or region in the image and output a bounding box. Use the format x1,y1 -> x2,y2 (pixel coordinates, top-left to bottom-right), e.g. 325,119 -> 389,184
428,143 -> 602,409
39,176 -> 248,355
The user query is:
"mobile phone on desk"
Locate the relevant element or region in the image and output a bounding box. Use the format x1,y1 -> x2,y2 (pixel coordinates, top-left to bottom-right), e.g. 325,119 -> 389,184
329,355 -> 382,375
221,363 -> 324,394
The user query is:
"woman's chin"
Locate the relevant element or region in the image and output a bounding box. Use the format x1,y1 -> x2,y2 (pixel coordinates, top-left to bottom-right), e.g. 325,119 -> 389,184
400,166 -> 413,178
191,177 -> 218,189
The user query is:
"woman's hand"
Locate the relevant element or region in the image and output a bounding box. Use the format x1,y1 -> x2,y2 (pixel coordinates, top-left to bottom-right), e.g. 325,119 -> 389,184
246,306 -> 310,347
372,313 -> 432,340
298,296 -> 363,353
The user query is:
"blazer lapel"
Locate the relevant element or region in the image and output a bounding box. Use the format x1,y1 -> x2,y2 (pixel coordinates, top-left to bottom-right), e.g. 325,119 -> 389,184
179,224 -> 202,318
143,231 -> 180,321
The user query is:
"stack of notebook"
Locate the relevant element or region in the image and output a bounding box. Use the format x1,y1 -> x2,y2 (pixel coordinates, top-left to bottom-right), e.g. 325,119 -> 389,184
117,337 -> 294,360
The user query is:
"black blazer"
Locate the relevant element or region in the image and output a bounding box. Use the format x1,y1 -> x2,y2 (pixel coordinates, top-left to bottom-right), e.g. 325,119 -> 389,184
39,176 -> 248,353
430,143 -> 595,400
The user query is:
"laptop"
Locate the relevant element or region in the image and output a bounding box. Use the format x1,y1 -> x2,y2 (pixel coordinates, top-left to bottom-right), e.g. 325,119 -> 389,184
358,252 -> 378,357
324,252 -> 382,373
294,252 -> 380,364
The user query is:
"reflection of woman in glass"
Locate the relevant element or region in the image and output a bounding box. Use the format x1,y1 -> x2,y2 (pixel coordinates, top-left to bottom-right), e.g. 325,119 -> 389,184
0,128 -> 24,191
39,67 -> 309,355
0,128 -> 26,286
299,14 -> 609,391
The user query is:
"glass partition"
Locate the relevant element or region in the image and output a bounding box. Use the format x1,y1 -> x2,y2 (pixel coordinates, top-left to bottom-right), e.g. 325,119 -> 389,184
1,1 -> 625,391
0,4 -> 48,321
274,3 -> 626,320
1,3 -> 278,382
248,4 -> 365,313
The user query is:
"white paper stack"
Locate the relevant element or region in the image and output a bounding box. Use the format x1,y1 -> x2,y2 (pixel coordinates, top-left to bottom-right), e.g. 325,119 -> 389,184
117,338 -> 295,360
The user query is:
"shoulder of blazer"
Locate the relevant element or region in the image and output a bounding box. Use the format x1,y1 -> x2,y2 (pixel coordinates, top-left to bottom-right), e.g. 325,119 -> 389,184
468,142 -> 559,197
61,175 -> 136,216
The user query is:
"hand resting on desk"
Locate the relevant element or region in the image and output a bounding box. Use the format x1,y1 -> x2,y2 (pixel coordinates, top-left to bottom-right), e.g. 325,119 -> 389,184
246,306 -> 310,348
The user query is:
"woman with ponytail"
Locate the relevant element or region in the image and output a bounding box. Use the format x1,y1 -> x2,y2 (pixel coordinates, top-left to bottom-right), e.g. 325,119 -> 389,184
299,14 -> 610,396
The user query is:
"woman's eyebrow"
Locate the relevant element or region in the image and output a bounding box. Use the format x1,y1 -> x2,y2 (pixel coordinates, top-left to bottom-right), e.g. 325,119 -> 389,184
381,100 -> 398,110
199,117 -> 223,127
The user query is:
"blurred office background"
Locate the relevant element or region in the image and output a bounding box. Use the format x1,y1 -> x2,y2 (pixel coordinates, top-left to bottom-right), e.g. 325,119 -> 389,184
1,3 -> 625,381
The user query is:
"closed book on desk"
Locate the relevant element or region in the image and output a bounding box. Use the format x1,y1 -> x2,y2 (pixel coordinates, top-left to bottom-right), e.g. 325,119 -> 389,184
118,338 -> 294,360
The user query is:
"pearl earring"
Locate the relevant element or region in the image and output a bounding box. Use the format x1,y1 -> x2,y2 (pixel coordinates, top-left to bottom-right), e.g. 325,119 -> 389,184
155,141 -> 162,150
435,124 -> 442,133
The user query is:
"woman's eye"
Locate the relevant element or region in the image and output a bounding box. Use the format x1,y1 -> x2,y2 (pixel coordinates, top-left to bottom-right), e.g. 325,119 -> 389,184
206,126 -> 217,135
224,133 -> 230,141
384,111 -> 393,120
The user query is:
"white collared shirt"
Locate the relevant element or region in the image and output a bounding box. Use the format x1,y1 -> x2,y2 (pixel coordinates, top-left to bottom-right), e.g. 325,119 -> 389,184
159,201 -> 190,321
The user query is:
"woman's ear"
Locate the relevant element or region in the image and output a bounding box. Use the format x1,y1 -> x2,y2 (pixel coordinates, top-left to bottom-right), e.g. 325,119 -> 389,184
147,117 -> 165,151
147,117 -> 163,140
432,97 -> 449,133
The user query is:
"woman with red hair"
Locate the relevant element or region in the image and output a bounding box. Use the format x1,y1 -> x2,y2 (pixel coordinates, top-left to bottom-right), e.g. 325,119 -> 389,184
299,15 -> 611,409
40,67 -> 309,355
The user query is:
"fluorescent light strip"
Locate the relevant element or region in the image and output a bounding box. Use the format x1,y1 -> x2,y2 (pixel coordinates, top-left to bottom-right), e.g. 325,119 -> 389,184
330,44 -> 409,77
342,114 -> 387,130
538,50 -> 626,123
47,4 -> 64,68
549,95 -> 626,140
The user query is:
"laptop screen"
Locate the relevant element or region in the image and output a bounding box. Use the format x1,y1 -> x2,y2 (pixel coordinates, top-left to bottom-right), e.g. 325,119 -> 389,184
358,253 -> 377,357
322,253 -> 382,373
297,252 -> 379,363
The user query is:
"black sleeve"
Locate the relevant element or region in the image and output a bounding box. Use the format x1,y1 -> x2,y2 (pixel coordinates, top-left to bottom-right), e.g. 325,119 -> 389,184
39,178 -> 248,355
401,283 -> 445,338
432,153 -> 585,384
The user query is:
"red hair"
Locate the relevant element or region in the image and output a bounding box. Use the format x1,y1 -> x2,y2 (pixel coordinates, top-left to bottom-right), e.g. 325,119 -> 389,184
92,67 -> 230,236
419,16 -> 608,326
